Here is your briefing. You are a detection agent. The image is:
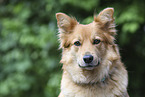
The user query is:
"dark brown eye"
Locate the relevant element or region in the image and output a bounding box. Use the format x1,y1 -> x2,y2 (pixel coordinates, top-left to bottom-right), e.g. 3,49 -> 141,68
93,39 -> 101,44
74,41 -> 81,46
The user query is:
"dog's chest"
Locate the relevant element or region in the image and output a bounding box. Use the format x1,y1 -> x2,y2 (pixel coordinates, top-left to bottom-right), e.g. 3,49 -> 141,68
62,83 -> 115,97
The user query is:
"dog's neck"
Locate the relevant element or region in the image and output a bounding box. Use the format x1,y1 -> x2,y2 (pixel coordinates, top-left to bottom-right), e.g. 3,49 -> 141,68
101,76 -> 106,82
75,76 -> 108,86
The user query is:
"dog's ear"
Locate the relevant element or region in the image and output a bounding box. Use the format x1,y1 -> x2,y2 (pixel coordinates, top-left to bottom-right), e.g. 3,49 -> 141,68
95,8 -> 114,23
56,13 -> 77,33
94,8 -> 116,36
56,13 -> 77,49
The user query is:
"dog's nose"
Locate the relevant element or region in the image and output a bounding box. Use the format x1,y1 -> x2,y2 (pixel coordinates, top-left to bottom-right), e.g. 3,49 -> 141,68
83,55 -> 93,63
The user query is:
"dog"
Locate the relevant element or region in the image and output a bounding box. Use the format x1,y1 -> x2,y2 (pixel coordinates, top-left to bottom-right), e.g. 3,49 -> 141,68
56,8 -> 129,97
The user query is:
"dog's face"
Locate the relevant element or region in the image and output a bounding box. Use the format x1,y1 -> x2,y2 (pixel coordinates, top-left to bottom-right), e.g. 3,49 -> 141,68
66,23 -> 108,70
56,8 -> 119,83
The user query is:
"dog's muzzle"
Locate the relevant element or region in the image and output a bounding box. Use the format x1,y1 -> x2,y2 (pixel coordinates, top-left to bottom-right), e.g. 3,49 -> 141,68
79,55 -> 100,70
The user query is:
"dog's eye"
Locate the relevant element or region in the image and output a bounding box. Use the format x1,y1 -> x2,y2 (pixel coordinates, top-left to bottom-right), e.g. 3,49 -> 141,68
74,41 -> 81,46
93,39 -> 101,44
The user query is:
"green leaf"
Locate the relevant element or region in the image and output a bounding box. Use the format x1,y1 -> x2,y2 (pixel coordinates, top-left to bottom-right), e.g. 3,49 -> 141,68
122,22 -> 139,33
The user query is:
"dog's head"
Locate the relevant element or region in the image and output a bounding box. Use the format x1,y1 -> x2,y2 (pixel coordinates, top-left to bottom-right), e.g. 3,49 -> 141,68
56,8 -> 120,83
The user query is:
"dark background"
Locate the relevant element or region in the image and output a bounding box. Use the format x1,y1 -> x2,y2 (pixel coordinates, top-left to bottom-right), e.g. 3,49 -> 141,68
0,0 -> 145,97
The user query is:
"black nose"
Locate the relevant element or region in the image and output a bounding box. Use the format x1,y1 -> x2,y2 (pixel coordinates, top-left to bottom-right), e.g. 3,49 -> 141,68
83,55 -> 93,63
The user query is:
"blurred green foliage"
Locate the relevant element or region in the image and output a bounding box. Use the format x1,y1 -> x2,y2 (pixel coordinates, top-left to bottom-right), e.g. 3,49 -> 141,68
0,0 -> 145,97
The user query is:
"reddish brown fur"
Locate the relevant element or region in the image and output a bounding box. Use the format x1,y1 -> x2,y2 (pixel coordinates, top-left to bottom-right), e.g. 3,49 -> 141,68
56,8 -> 129,97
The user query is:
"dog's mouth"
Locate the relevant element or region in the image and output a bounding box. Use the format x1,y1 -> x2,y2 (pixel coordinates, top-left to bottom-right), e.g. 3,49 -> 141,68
78,61 -> 100,70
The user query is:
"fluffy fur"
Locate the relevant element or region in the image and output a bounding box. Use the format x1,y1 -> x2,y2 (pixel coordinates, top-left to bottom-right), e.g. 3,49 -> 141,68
56,8 -> 129,97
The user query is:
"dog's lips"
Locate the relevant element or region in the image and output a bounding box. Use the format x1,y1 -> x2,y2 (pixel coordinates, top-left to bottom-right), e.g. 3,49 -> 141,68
78,64 -> 97,70
79,62 -> 100,70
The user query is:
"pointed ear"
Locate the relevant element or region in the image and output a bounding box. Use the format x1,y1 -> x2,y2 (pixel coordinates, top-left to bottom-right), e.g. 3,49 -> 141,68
95,8 -> 114,23
56,13 -> 77,33
94,8 -> 116,36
